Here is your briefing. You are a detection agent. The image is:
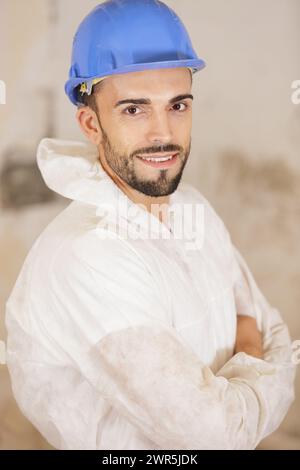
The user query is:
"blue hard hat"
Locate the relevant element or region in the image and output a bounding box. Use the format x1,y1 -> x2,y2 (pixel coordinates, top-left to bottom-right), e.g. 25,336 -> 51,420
65,0 -> 206,106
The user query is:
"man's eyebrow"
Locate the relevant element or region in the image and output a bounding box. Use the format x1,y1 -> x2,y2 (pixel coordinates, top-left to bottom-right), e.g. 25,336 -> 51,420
114,94 -> 194,108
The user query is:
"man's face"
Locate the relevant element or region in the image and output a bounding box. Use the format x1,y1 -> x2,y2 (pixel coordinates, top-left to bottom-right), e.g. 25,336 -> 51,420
92,67 -> 193,197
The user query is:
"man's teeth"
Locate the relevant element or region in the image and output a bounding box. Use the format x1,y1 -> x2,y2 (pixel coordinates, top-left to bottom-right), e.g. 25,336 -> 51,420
138,154 -> 175,162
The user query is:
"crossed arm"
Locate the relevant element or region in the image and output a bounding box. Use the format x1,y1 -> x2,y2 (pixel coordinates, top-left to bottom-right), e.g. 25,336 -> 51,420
43,233 -> 296,450
87,247 -> 295,450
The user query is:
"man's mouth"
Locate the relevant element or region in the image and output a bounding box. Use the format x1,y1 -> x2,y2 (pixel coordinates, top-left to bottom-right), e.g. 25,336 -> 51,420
136,153 -> 179,168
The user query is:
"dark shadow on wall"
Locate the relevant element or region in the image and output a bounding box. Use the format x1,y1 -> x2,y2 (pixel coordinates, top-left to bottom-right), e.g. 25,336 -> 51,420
0,145 -> 61,209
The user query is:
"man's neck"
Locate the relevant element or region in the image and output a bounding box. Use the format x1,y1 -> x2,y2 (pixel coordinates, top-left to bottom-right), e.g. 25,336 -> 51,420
121,184 -> 170,225
116,175 -> 170,226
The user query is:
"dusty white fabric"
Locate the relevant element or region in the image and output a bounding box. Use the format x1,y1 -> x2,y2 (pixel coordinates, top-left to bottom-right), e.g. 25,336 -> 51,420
5,138 -> 295,450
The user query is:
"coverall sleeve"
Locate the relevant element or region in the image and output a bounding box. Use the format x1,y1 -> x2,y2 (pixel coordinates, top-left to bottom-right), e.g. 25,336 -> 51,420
88,326 -> 295,450
227,244 -> 296,437
46,231 -> 295,450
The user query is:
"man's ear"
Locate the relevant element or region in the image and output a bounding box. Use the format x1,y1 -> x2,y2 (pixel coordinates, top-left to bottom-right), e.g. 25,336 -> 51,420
76,106 -> 102,145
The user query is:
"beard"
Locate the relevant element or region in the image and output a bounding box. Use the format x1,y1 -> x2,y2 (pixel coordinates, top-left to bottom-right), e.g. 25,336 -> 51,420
97,114 -> 191,197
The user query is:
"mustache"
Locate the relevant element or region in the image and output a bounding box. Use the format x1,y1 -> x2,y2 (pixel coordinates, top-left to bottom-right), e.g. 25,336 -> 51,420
132,145 -> 182,157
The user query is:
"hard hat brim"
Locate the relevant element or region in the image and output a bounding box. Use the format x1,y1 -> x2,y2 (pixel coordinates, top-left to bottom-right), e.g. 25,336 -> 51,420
65,58 -> 206,106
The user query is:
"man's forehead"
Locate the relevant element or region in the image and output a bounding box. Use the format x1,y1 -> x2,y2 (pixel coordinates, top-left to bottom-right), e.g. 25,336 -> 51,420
102,68 -> 192,99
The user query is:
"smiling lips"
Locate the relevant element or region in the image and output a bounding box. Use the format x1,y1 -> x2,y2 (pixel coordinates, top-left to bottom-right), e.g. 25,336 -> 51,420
136,153 -> 179,168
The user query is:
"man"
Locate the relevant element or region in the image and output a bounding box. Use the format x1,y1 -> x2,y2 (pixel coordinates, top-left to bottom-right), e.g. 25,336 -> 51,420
5,0 -> 295,450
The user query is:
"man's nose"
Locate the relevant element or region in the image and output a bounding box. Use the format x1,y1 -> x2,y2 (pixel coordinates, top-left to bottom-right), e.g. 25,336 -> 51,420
145,111 -> 173,145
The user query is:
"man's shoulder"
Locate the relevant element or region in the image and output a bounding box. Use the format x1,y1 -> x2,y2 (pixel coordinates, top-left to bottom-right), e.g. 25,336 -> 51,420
33,200 -> 134,259
57,223 -> 143,275
177,182 -> 226,223
8,200 -> 141,305
176,181 -> 206,203
175,181 -> 235,255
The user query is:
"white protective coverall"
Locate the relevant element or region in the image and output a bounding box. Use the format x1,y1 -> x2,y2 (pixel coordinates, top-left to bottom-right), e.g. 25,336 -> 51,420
5,138 -> 295,450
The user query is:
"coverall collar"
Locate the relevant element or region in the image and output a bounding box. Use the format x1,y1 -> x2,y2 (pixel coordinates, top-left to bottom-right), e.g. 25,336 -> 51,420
36,138 -> 188,239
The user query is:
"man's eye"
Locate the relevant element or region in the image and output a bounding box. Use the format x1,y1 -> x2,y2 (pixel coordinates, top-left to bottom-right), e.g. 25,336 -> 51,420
172,102 -> 188,111
124,106 -> 141,115
123,103 -> 188,115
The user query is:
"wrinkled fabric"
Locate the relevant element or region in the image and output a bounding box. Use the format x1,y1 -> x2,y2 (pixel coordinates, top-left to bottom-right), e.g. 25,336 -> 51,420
5,138 -> 296,450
